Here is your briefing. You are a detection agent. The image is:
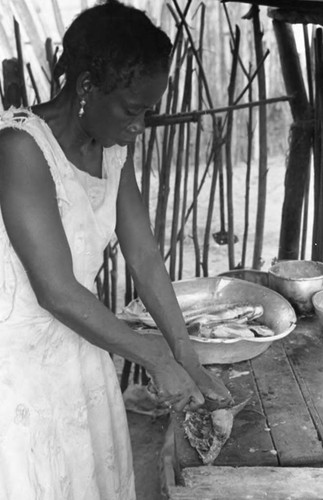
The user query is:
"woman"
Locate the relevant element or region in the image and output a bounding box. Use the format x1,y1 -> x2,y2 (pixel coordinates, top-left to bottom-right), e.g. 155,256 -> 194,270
0,1 -> 231,498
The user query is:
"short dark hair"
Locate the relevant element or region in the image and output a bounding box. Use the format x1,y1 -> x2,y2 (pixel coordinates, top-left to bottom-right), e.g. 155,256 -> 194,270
54,0 -> 173,93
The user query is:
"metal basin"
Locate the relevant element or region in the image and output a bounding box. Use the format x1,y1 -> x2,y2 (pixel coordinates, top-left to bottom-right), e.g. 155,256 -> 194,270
217,269 -> 269,287
123,277 -> 296,364
312,289 -> 323,327
268,260 -> 323,315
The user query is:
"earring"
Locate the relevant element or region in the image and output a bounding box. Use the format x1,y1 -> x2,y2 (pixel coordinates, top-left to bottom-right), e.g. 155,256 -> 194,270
78,98 -> 86,118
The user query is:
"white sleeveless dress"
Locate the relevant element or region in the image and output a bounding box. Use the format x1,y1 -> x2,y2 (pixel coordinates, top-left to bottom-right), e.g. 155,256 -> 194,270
0,108 -> 136,500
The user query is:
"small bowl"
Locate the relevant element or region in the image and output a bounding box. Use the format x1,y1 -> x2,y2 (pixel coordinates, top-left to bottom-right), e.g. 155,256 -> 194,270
268,260 -> 323,315
312,290 -> 323,326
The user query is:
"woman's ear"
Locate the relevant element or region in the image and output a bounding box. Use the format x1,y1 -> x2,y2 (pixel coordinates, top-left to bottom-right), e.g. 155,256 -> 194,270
76,71 -> 93,99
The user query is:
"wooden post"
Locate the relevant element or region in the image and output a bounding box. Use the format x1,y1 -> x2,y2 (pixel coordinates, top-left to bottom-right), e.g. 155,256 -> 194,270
2,58 -> 23,109
312,28 -> 323,261
273,20 -> 313,260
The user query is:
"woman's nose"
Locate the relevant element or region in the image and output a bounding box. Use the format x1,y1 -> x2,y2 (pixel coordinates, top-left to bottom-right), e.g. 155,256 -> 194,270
127,114 -> 145,135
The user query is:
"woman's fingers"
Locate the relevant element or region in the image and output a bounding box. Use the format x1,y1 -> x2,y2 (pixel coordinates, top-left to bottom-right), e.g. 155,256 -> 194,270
172,389 -> 204,413
205,376 -> 233,405
190,366 -> 233,406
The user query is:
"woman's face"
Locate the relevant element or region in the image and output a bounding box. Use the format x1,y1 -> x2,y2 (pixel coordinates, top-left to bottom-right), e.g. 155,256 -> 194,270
81,70 -> 168,147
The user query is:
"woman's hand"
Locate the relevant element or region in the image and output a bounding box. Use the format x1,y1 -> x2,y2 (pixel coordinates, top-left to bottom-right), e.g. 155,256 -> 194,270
185,363 -> 233,409
170,339 -> 233,408
148,358 -> 205,413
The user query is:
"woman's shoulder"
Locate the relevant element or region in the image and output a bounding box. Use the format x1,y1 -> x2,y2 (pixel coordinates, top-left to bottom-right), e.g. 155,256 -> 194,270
0,107 -> 58,164
0,122 -> 43,159
0,110 -> 52,176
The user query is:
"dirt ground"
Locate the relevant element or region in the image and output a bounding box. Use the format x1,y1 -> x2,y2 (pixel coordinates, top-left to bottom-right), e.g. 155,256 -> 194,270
115,154 -> 314,500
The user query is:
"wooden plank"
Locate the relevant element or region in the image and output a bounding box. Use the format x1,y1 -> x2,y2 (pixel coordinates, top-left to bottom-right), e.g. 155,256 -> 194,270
168,466 -> 323,500
173,363 -> 277,468
251,340 -> 323,466
283,317 -> 323,441
268,7 -> 323,26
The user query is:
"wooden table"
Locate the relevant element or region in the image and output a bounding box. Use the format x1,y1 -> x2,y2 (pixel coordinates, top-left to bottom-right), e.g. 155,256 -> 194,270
162,316 -> 323,499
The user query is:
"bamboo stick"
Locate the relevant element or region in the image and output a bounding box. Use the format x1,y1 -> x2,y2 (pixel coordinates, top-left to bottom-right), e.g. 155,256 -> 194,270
169,43 -> 192,280
225,26 -> 240,270
192,130 -> 202,275
45,39 -> 59,99
169,0 -> 193,61
178,120 -> 191,280
202,119 -> 223,276
224,2 -> 248,79
178,48 -> 193,281
171,0 -> 216,120
216,3 -> 228,249
192,5 -> 206,278
214,142 -> 226,242
141,101 -> 161,210
145,95 -> 292,127
154,34 -> 183,257
13,19 -> 28,107
252,5 -> 268,270
26,63 -> 41,104
233,49 -> 270,107
168,0 -> 225,276
165,149 -> 214,262
154,76 -> 173,253
241,64 -> 254,268
11,0 -> 48,73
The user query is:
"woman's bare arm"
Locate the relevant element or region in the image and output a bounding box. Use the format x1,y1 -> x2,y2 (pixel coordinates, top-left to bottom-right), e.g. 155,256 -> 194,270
116,147 -> 200,366
116,147 -> 233,406
0,129 -> 183,380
